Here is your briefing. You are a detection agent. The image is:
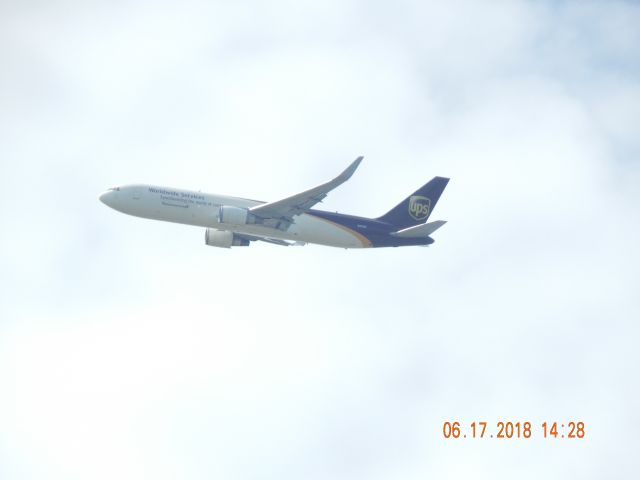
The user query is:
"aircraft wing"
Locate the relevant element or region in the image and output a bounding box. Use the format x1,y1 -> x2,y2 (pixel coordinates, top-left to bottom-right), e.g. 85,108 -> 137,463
235,233 -> 305,247
249,156 -> 363,225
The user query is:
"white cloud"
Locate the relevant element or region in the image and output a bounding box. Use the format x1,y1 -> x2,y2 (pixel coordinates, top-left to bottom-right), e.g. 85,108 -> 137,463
1,1 -> 639,479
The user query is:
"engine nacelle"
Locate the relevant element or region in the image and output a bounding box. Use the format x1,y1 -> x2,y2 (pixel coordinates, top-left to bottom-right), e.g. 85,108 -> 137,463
204,229 -> 250,248
218,205 -> 260,226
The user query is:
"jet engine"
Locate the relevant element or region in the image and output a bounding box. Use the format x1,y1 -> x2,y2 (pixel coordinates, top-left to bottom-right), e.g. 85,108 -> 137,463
217,206 -> 260,226
204,229 -> 250,248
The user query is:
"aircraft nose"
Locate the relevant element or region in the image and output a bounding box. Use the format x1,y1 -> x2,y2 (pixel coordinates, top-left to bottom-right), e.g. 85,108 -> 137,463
99,190 -> 115,207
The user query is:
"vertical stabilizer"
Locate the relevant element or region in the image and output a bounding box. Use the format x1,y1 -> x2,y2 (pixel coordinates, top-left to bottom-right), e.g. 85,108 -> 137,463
377,177 -> 449,229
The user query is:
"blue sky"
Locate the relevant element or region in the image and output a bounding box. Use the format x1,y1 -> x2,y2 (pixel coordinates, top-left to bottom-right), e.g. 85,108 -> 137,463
1,1 -> 639,478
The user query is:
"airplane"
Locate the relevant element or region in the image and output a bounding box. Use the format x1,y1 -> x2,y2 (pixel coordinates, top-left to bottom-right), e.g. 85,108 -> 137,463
99,157 -> 449,249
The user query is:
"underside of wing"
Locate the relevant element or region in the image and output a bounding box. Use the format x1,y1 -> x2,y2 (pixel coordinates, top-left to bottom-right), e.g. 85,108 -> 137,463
248,156 -> 363,227
235,233 -> 305,247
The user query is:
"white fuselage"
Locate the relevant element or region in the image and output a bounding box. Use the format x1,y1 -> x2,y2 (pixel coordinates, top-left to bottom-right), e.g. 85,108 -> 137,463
99,184 -> 370,248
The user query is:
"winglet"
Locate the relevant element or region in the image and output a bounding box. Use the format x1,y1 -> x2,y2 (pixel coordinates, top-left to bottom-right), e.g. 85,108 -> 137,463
338,156 -> 363,182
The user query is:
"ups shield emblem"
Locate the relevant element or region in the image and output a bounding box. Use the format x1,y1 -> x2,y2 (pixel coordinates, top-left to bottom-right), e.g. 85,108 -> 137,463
408,196 -> 431,221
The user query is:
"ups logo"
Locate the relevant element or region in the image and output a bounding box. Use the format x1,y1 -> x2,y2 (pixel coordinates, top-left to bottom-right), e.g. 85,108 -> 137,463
408,195 -> 431,221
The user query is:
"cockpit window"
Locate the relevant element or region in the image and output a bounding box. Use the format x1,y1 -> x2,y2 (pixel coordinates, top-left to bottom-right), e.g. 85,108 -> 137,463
108,186 -> 121,191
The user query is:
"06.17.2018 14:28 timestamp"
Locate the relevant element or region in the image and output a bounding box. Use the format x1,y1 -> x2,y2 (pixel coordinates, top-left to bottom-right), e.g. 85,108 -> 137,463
442,421 -> 585,439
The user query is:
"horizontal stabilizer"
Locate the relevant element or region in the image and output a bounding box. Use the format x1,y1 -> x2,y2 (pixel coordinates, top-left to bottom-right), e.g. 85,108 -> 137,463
391,220 -> 447,238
